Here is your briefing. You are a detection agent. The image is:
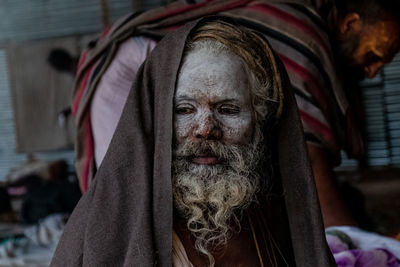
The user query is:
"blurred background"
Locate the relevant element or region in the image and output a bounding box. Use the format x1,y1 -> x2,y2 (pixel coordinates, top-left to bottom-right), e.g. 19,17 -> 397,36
0,1 -> 168,266
0,0 -> 169,181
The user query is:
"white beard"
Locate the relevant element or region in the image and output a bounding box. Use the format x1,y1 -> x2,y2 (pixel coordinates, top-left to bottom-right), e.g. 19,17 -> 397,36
172,140 -> 263,264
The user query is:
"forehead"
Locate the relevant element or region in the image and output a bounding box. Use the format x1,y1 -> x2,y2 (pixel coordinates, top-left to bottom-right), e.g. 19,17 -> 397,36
175,44 -> 250,101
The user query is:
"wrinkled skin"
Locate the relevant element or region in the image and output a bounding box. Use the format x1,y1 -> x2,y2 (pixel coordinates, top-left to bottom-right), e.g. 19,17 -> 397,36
173,45 -> 263,266
174,46 -> 255,162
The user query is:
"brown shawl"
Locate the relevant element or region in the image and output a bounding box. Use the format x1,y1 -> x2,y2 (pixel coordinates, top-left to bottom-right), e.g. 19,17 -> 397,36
51,17 -> 335,266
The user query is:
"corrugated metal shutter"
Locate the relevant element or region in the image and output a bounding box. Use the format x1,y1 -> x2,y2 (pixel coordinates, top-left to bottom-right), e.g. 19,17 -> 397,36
360,53 -> 400,167
361,74 -> 389,166
0,0 -> 167,43
0,49 -> 25,179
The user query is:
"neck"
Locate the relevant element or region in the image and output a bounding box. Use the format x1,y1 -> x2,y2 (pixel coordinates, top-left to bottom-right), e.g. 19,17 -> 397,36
173,212 -> 264,267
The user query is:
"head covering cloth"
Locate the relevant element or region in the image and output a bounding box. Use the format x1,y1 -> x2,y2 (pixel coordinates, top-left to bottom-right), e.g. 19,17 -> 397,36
52,17 -> 334,266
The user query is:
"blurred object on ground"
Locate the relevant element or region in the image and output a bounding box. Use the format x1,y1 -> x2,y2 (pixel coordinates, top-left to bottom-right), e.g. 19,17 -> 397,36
0,214 -> 67,267
337,167 -> 400,236
326,226 -> 400,267
0,158 -> 81,224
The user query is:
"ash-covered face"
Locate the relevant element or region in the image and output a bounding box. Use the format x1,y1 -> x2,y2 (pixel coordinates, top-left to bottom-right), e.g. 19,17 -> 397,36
174,44 -> 255,163
172,42 -> 263,262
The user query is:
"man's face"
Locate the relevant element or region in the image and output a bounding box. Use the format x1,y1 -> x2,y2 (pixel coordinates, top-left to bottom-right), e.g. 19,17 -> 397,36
339,20 -> 400,79
172,43 -> 263,254
174,45 -> 254,155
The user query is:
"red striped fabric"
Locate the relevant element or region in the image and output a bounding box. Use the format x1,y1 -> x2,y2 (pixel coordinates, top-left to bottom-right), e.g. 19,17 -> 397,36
82,114 -> 94,191
247,3 -> 330,54
279,53 -> 329,114
299,109 -> 334,142
72,64 -> 92,117
151,1 -> 212,21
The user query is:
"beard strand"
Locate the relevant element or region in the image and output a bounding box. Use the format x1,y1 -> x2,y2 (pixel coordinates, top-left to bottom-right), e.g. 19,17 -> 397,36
172,140 -> 264,265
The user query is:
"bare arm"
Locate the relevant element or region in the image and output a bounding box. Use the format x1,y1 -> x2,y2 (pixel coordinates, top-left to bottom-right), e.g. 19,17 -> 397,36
307,144 -> 357,227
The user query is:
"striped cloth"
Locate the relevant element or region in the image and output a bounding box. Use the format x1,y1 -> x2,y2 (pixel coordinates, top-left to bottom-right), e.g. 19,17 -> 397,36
72,0 -> 363,192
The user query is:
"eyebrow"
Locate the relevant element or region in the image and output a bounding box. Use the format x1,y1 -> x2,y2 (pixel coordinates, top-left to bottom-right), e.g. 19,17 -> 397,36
175,96 -> 241,103
174,96 -> 195,102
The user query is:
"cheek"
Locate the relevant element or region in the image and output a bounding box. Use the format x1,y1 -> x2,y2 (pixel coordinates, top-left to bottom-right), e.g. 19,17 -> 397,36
219,113 -> 254,143
174,116 -> 194,141
351,47 -> 366,65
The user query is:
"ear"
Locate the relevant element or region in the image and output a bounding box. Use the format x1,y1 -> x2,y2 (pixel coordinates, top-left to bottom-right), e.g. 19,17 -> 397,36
339,12 -> 363,36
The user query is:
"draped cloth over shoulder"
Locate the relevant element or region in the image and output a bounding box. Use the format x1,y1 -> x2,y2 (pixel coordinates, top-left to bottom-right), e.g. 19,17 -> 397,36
52,17 -> 335,266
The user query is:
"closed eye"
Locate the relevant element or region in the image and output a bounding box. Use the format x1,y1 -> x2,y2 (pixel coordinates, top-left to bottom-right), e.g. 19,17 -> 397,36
365,51 -> 383,64
217,104 -> 240,115
175,104 -> 195,115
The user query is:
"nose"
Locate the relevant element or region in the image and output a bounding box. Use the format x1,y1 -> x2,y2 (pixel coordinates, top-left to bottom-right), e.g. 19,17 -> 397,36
364,62 -> 383,79
194,112 -> 222,140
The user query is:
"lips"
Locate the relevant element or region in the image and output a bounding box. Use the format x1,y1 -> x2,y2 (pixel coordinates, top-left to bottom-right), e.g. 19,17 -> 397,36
191,156 -> 220,165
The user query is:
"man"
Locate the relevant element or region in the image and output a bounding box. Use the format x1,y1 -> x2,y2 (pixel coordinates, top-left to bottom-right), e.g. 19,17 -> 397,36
71,0 -> 400,227
51,18 -> 335,266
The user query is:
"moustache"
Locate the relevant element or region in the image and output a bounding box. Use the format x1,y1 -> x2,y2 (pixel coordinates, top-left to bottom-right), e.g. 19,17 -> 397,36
173,141 -> 244,162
